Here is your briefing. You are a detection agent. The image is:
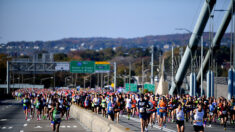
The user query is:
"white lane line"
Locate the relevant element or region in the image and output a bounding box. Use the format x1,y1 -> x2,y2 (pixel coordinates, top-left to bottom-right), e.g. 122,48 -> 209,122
0,119 -> 7,121
23,124 -> 28,127
35,126 -> 42,128
8,126 -> 13,129
73,125 -> 77,128
2,126 -> 6,129
20,130 -> 24,132
121,115 -> 176,132
67,125 -> 71,128
27,119 -> 30,122
75,119 -> 90,131
60,125 -> 66,128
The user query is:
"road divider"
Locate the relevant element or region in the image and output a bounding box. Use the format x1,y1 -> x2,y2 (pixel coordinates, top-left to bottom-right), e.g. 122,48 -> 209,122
70,104 -> 133,132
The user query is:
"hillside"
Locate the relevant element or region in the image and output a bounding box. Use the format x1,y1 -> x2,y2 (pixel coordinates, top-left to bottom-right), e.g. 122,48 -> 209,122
0,32 -> 231,56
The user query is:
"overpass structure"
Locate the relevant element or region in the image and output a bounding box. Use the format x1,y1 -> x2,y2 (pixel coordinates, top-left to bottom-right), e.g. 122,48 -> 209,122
5,53 -> 61,94
0,84 -> 44,89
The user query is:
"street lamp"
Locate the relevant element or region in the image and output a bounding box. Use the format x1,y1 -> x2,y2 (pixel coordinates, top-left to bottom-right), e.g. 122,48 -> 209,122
84,76 -> 89,89
40,77 -> 53,85
65,76 -> 71,86
175,27 -> 201,95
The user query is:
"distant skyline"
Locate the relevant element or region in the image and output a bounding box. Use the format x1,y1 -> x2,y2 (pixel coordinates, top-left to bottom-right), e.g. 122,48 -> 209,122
0,0 -> 231,44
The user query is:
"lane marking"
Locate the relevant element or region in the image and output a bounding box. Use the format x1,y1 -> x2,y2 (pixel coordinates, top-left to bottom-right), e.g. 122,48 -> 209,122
0,119 -> 7,121
2,126 -> 6,129
121,115 -> 176,132
60,125 -> 66,128
27,119 -> 30,122
75,119 -> 90,131
35,126 -> 42,128
20,130 -> 24,132
8,126 -> 13,129
67,125 -> 71,128
24,124 -> 28,127
73,125 -> 77,128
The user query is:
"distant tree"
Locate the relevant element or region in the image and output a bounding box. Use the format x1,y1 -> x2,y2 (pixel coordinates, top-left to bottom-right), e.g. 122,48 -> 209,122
54,53 -> 69,61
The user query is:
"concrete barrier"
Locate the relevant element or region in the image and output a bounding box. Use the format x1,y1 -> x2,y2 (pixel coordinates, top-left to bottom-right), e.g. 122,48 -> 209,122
70,104 -> 133,132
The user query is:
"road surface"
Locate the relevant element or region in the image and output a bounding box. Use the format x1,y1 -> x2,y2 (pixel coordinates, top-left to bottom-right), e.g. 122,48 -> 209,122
0,99 -> 89,132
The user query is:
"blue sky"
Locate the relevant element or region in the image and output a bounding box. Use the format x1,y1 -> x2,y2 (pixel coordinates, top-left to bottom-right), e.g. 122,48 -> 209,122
0,0 -> 231,44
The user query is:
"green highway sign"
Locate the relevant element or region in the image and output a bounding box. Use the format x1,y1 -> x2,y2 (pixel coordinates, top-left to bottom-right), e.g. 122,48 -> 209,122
95,61 -> 110,73
70,61 -> 95,73
125,83 -> 138,92
144,84 -> 155,92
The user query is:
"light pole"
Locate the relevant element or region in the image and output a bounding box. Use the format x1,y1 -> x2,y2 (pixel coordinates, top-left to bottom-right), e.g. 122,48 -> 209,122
23,77 -> 36,83
84,77 -> 87,89
142,69 -> 150,93
150,45 -> 154,84
129,62 -> 131,92
64,76 -> 71,87
175,27 -> 200,95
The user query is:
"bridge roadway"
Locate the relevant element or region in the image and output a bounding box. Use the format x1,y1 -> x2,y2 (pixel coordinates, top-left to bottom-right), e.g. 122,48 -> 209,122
118,114 -> 235,132
1,99 -> 235,132
0,99 -> 89,132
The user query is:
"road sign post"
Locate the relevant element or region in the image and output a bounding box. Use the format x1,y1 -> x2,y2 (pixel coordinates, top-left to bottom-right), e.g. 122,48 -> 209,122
95,61 -> 110,73
70,61 -> 95,73
144,84 -> 155,92
125,83 -> 137,92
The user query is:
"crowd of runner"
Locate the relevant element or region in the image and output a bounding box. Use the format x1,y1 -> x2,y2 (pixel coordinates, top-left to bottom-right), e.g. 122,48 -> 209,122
75,92 -> 235,132
12,88 -> 73,132
12,88 -> 235,132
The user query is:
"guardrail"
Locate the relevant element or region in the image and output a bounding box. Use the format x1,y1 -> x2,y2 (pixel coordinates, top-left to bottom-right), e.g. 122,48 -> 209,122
70,104 -> 133,132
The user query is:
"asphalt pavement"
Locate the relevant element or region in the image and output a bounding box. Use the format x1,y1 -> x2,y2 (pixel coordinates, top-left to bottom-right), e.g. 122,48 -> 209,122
117,112 -> 235,132
2,99 -> 235,132
0,99 -> 89,132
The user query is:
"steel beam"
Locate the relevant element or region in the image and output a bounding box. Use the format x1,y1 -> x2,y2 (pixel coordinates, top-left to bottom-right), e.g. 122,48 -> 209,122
197,0 -> 235,82
169,0 -> 216,95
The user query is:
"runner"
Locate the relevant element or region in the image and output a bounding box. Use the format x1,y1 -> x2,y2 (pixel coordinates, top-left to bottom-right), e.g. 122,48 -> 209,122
220,99 -> 228,130
125,94 -> 132,120
145,95 -> 153,130
35,95 -> 43,121
193,103 -> 205,132
114,95 -> 121,123
93,94 -> 100,114
107,95 -> 115,121
22,94 -> 31,120
131,94 -> 137,117
30,96 -> 35,119
158,96 -> 167,129
50,101 -> 62,132
138,94 -> 147,132
175,103 -> 184,132
208,99 -> 215,127
64,97 -> 70,120
229,98 -> 235,125
101,95 -> 107,117
149,95 -> 157,127
42,95 -> 47,120
185,97 -> 193,123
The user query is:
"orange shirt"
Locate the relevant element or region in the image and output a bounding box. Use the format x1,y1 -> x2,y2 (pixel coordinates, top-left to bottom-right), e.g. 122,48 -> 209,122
132,99 -> 136,108
159,100 -> 167,112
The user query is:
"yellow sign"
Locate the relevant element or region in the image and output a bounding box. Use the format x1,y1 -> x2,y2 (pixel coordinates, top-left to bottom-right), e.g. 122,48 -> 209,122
111,83 -> 115,88
95,61 -> 110,64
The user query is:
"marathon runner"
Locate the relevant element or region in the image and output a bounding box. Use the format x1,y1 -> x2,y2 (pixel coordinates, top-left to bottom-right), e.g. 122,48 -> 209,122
193,103 -> 205,132
175,103 -> 185,132
22,94 -> 31,120
138,94 -> 147,132
50,101 -> 62,132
